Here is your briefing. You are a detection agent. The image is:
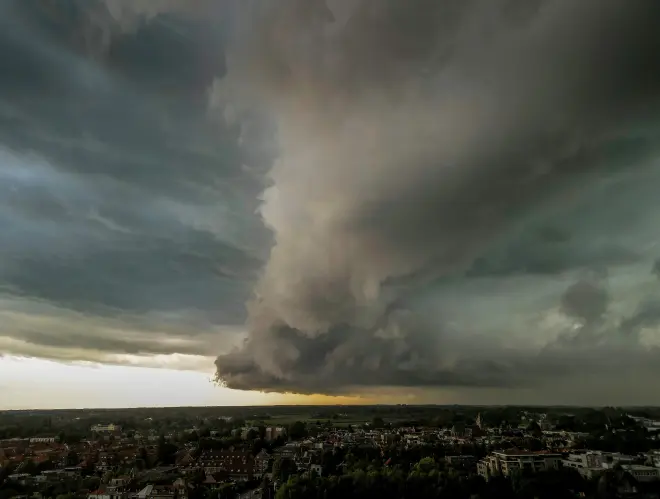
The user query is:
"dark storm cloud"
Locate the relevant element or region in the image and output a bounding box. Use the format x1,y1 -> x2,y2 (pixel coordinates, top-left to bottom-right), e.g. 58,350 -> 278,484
5,0 -> 660,404
213,0 -> 660,395
0,0 -> 263,361
560,278 -> 609,326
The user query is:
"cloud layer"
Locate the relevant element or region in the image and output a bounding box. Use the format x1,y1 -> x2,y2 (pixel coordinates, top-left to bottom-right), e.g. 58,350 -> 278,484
4,0 -> 660,404
0,0 -> 259,366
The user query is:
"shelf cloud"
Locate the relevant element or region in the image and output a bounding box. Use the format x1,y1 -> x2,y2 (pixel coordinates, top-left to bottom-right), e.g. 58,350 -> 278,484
212,0 -> 660,397
3,0 -> 660,403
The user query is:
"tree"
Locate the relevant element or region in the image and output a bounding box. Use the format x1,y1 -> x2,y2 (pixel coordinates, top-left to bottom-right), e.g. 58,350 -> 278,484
0,489 -> 19,499
372,417 -> 385,429
288,421 -> 307,440
36,459 -> 54,474
413,457 -> 436,474
138,447 -> 150,468
252,438 -> 266,455
246,428 -> 259,441
526,421 -> 543,438
66,450 -> 79,467
21,460 -> 38,476
156,435 -> 178,465
272,457 -> 297,483
261,476 -> 274,499
83,477 -> 101,491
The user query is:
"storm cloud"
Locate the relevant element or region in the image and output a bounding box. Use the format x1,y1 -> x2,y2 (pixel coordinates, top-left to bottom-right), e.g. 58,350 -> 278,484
0,0 -> 260,367
213,0 -> 660,397
4,0 -> 660,403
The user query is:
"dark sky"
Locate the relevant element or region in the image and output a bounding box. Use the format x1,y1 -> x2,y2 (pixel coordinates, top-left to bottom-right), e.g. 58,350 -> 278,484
3,0 -> 660,405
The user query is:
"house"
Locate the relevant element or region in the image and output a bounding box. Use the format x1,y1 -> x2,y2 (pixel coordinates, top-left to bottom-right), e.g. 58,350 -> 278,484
274,443 -> 300,460
310,463 -> 323,476
254,449 -> 271,478
203,472 -> 226,485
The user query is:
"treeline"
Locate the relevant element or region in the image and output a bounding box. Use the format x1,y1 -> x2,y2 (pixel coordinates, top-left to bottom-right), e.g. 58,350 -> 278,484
274,458 -> 588,499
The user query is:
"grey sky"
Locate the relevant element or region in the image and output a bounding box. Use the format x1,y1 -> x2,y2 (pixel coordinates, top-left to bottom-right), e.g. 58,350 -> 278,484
3,0 -> 660,405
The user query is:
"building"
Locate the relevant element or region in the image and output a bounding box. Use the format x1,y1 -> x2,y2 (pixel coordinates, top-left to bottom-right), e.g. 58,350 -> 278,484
274,443 -> 300,460
562,452 -> 607,479
134,484 -> 188,499
450,423 -> 466,438
241,427 -> 260,440
265,427 -> 287,441
310,463 -> 323,476
254,449 -> 271,478
599,452 -> 638,468
198,450 -> 254,481
478,450 -> 562,479
29,437 -> 57,444
91,424 -> 122,434
621,465 -> 660,483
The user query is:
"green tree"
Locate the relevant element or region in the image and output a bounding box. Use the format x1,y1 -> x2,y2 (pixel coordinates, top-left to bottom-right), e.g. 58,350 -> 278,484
371,417 -> 385,429
66,450 -> 79,466
156,435 -> 177,465
0,489 -> 19,499
247,428 -> 259,440
272,457 -> 297,483
413,457 -> 436,474
21,460 -> 38,476
83,477 -> 101,491
288,421 -> 307,440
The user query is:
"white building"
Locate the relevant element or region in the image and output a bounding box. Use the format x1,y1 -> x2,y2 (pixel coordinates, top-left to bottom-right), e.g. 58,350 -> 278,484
621,465 -> 660,483
562,451 -> 653,480
562,452 -> 607,479
600,452 -> 638,468
29,437 -> 56,444
478,450 -> 562,479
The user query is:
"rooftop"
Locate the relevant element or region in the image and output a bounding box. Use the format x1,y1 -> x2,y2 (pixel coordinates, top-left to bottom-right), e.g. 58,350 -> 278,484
494,449 -> 562,457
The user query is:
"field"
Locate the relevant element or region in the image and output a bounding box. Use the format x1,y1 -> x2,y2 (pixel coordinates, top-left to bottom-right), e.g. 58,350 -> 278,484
245,411 -> 371,427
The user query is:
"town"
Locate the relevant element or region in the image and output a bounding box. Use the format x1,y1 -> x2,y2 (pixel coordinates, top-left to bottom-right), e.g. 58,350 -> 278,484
2,406 -> 660,499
